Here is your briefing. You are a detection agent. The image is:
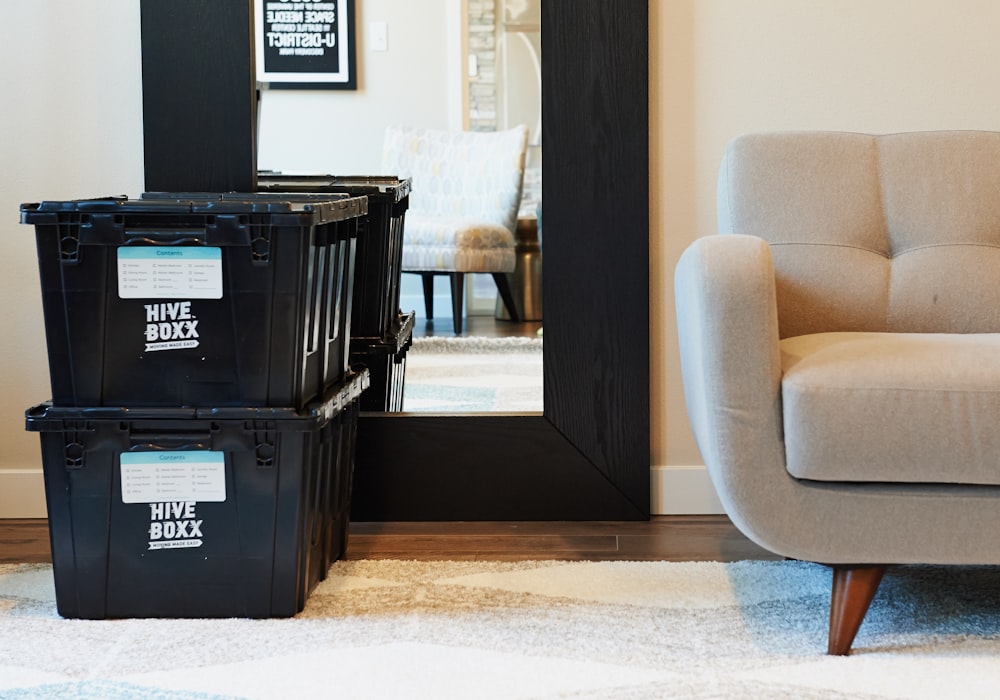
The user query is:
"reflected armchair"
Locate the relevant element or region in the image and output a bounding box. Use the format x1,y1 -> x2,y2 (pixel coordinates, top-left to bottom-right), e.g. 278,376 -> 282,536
382,125 -> 528,334
675,130 -> 1000,654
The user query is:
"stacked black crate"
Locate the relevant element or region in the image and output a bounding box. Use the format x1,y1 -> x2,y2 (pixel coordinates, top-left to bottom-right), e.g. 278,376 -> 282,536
257,175 -> 414,411
21,194 -> 368,618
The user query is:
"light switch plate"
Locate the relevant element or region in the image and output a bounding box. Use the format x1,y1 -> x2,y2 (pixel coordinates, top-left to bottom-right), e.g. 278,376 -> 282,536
369,21 -> 388,52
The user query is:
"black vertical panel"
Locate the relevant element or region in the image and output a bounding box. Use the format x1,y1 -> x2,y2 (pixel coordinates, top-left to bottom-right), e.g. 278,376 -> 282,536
140,0 -> 257,192
351,0 -> 650,521
541,0 -> 651,508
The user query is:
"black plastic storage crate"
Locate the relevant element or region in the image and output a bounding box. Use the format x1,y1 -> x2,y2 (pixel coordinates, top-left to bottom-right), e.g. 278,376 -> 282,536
257,175 -> 411,340
24,370 -> 368,620
349,311 -> 414,412
142,190 -> 370,396
21,194 -> 366,409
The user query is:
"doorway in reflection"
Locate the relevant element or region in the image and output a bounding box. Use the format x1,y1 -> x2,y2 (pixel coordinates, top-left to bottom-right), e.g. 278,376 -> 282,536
393,0 -> 543,413
459,0 -> 541,329
401,0 -> 541,340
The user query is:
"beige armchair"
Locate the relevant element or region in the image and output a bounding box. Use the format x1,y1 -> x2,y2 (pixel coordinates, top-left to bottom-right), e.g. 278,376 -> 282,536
675,130 -> 1000,654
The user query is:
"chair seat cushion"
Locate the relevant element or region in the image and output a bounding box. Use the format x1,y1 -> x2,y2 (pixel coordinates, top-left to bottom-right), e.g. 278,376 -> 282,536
401,213 -> 516,273
781,331 -> 1000,485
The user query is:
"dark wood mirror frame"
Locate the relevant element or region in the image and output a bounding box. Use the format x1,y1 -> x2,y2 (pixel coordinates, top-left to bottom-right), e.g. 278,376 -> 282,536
140,0 -> 649,521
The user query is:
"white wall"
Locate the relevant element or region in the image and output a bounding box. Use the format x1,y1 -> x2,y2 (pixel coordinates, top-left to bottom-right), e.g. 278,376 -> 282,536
257,0 -> 460,174
651,0 -> 1000,513
0,1 -> 457,517
6,2 -> 1000,517
0,1 -> 145,516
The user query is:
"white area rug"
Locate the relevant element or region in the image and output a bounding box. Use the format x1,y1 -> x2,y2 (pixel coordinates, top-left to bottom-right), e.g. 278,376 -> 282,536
2,560 -> 999,698
403,336 -> 543,412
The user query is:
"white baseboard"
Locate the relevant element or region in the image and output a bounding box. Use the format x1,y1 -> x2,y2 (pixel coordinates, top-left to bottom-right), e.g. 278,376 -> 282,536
0,469 -> 47,518
650,464 -> 725,515
2,465 -> 723,519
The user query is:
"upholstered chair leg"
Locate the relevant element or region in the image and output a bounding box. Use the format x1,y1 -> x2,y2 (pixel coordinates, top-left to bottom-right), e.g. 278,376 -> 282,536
828,564 -> 887,655
450,273 -> 466,335
492,272 -> 521,322
421,273 -> 435,319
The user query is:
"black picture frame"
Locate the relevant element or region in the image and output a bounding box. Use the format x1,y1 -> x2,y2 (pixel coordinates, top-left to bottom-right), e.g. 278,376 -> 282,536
255,0 -> 356,90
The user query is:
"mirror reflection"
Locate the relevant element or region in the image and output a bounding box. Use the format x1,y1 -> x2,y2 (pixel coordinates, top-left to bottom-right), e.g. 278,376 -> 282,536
256,0 -> 542,414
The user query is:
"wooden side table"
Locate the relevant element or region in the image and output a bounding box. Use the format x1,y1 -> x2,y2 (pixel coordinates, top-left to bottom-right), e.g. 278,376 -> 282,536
495,216 -> 543,321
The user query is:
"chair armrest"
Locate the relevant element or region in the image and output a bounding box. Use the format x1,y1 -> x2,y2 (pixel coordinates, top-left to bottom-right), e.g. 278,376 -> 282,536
673,234 -> 785,506
676,234 -> 1000,565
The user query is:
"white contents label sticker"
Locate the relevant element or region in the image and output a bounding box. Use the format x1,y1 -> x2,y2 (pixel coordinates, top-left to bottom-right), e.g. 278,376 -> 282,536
120,451 -> 227,504
118,247 -> 223,299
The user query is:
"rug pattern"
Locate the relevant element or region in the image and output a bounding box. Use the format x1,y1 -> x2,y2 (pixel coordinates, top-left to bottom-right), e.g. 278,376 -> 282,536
1,560 -> 999,699
403,337 -> 543,412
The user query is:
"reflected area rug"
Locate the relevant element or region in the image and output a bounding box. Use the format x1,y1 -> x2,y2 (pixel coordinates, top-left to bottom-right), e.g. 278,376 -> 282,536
402,336 -> 543,412
1,560 -> 999,698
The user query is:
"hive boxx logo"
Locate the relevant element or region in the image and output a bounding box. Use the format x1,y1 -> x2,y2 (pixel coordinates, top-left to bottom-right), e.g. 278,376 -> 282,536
148,501 -> 204,550
144,301 -> 200,352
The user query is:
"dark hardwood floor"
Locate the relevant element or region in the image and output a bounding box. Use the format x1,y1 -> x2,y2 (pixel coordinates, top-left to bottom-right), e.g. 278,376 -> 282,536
1,516 -> 780,565
347,517 -> 780,562
410,313 -> 543,339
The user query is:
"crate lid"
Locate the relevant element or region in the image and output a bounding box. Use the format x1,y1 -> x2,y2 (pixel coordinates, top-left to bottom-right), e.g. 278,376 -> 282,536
24,370 -> 370,429
22,194 -> 368,226
349,311 -> 415,353
256,174 -> 412,202
141,192 -> 369,221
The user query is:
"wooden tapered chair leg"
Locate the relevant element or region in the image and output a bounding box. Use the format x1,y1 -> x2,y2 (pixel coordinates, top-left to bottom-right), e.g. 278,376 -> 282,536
420,273 -> 436,320
450,272 -> 466,335
828,564 -> 887,655
492,272 -> 521,322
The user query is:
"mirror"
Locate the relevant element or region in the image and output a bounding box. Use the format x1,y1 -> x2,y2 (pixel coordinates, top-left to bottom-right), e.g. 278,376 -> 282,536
394,0 -> 543,413
255,0 -> 543,413
140,0 -> 648,521
351,0 -> 649,519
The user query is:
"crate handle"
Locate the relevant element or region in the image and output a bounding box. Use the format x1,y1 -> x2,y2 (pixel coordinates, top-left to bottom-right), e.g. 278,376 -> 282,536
128,433 -> 212,452
123,229 -> 208,245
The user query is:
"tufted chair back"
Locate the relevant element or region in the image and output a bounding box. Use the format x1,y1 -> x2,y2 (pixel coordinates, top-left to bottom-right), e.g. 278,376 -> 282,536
381,125 -> 528,235
717,131 -> 1000,339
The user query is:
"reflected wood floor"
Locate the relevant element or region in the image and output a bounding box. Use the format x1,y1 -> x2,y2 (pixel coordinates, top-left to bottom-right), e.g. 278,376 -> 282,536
1,516 -> 780,564
410,313 -> 543,339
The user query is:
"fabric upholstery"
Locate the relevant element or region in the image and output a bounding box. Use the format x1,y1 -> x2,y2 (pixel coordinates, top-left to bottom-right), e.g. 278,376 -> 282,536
381,125 -> 527,274
718,131 -> 1000,338
675,131 -> 1000,566
399,213 -> 515,273
781,332 -> 1000,485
